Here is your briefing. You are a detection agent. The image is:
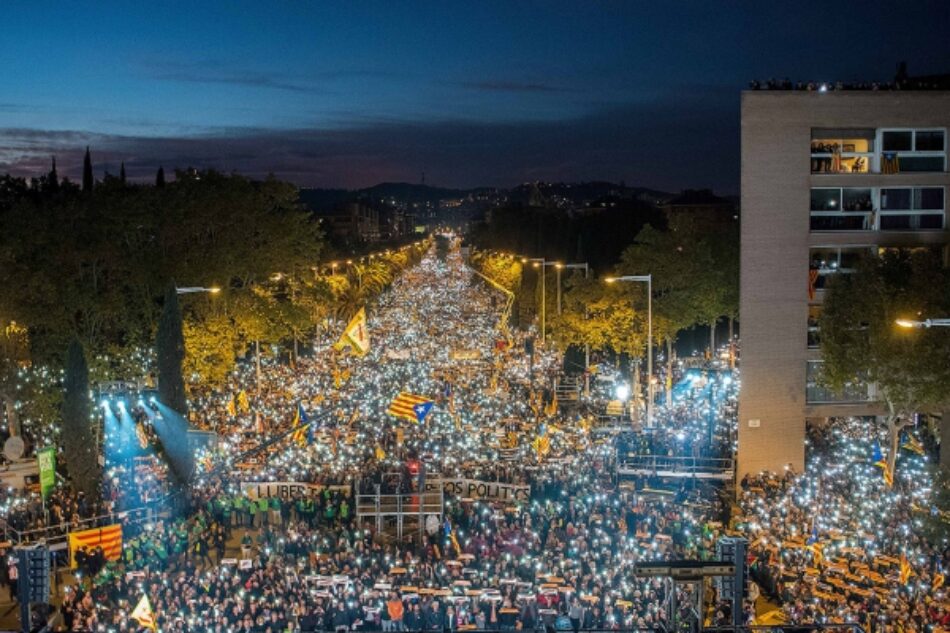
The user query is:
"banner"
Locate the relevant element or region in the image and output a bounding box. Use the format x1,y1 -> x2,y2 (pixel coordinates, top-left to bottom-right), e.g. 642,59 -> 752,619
69,524 -> 122,568
425,478 -> 530,502
240,481 -> 350,500
37,446 -> 55,500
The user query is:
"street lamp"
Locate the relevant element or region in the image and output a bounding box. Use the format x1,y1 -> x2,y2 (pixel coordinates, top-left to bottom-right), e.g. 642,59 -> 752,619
176,286 -> 221,294
521,257 -> 546,344
556,262 -> 591,396
605,274 -> 653,428
896,318 -> 950,328
554,262 -> 589,315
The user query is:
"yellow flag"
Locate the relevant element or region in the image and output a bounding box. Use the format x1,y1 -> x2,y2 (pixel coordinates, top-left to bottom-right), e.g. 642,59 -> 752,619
237,390 -> 250,412
131,594 -> 157,630
334,308 -> 370,356
375,445 -> 386,460
226,397 -> 237,418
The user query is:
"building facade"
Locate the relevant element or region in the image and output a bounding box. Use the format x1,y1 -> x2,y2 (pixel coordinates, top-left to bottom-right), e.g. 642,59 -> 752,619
739,91 -> 950,476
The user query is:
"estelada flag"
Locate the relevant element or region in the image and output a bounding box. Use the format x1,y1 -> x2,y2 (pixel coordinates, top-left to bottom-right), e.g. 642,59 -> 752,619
226,397 -> 237,418
69,524 -> 122,568
237,390 -> 250,412
387,392 -> 433,423
130,594 -> 157,630
333,308 -> 370,356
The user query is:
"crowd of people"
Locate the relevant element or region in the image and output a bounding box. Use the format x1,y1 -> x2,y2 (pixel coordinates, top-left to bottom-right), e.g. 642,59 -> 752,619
9,238 -> 943,632
738,418 -> 948,629
43,241 -> 743,632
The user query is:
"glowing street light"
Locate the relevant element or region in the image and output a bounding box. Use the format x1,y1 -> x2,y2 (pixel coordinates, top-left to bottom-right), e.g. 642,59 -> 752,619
176,286 -> 221,295
520,257 -> 547,344
605,274 -> 653,427
896,318 -> 950,328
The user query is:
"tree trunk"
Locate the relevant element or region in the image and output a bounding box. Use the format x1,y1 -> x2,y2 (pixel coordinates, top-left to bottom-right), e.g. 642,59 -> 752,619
941,410 -> 950,469
709,318 -> 717,355
885,410 -> 913,476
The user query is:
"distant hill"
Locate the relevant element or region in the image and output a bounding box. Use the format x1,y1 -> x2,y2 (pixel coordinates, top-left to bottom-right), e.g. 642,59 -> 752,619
298,180 -> 674,212
298,182 -> 497,212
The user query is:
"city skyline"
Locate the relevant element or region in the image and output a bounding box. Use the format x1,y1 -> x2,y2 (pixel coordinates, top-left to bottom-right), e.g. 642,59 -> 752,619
2,1 -> 949,191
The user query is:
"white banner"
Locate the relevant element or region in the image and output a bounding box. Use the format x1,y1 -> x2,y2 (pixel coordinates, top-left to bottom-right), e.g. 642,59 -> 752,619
425,478 -> 529,502
240,481 -> 350,500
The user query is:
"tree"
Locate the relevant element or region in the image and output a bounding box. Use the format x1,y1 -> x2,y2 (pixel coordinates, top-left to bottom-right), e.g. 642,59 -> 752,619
82,147 -> 93,193
156,166 -> 165,188
618,219 -> 721,398
61,339 -> 99,499
156,284 -> 188,414
119,161 -> 126,185
819,249 -> 950,473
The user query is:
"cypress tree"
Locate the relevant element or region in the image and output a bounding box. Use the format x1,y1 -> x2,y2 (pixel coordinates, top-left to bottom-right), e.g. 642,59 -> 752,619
156,283 -> 188,415
62,338 -> 100,499
48,156 -> 59,193
156,166 -> 165,188
119,161 -> 126,184
82,146 -> 94,193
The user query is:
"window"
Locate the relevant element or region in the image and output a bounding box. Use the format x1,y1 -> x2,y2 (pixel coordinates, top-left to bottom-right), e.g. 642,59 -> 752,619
810,187 -> 945,232
880,129 -> 946,173
811,128 -> 874,173
810,188 -> 874,231
806,360 -> 871,404
809,246 -> 871,293
879,187 -> 945,230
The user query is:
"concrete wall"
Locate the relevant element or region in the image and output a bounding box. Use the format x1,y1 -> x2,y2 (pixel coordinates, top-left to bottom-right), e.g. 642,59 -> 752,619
738,91 -> 950,477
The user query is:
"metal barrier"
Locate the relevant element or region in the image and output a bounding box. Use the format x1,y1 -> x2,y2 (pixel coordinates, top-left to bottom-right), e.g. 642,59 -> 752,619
0,503 -> 168,550
618,454 -> 735,481
356,489 -> 444,540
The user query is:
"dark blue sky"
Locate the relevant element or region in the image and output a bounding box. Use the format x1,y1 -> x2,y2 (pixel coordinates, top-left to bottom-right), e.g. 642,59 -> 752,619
2,1 -> 948,192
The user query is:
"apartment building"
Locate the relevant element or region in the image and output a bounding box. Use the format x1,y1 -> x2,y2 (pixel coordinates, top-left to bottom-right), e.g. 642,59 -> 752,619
739,90 -> 950,476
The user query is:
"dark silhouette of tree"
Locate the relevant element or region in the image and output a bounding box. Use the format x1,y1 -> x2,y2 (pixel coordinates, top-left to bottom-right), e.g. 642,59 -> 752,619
61,338 -> 100,499
49,156 -> 58,192
156,166 -> 165,188
119,162 -> 126,185
82,147 -> 94,193
157,283 -> 188,415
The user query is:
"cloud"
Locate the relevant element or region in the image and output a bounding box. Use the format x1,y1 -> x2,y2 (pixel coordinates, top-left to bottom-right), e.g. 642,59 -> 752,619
151,69 -> 316,93
0,88 -> 739,192
453,80 -> 576,94
144,59 -> 399,94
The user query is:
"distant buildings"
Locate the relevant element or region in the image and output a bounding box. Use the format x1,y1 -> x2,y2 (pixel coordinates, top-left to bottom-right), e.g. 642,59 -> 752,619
739,89 -> 950,477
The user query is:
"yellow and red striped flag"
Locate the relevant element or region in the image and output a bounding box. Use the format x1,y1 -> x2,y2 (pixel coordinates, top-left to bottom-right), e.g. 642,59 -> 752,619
69,524 -> 122,568
900,553 -> 914,584
130,594 -> 157,630
386,392 -> 433,423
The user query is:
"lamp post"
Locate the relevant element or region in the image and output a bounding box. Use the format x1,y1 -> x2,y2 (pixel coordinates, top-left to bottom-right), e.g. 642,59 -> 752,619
521,257 -> 546,344
896,318 -> 950,328
556,262 -> 591,396
605,274 -> 653,428
554,262 -> 590,315
176,286 -> 221,295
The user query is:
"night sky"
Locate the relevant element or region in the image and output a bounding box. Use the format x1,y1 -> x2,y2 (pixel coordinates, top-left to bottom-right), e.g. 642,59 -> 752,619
2,1 -> 948,193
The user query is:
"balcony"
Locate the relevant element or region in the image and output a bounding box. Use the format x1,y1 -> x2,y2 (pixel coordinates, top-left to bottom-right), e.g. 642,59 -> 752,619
810,128 -> 946,175
810,186 -> 945,232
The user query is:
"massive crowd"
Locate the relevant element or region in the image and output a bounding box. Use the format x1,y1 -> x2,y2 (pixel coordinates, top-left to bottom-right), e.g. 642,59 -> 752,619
738,418 -> 949,629
4,239 -> 944,632
45,243 -> 740,632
